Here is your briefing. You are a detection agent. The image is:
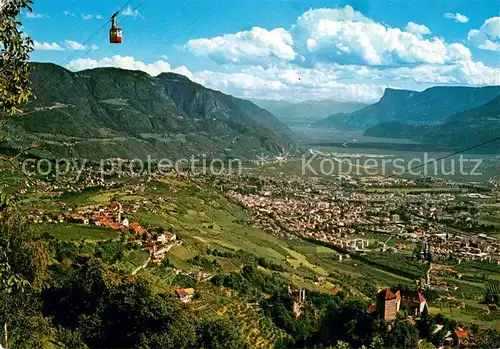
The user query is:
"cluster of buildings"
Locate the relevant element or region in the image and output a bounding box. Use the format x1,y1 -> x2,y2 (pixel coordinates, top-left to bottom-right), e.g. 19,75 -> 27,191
29,201 -> 138,230
370,288 -> 478,346
214,174 -> 500,264
29,198 -> 180,263
424,234 -> 500,263
370,288 -> 429,321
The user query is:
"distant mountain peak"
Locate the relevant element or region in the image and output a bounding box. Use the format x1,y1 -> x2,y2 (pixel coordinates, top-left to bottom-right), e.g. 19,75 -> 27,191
381,87 -> 414,96
156,72 -> 193,81
250,99 -> 368,127
364,95 -> 500,153
314,85 -> 500,130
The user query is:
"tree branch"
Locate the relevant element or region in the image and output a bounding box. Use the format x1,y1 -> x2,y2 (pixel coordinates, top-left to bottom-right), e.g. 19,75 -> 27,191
0,140 -> 40,184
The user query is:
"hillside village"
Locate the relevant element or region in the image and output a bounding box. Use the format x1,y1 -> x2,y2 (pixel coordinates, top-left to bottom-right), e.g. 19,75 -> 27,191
28,198 -> 181,263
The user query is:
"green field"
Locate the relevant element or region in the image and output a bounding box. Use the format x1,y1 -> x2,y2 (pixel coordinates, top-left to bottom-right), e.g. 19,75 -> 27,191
430,301 -> 500,331
115,249 -> 150,273
42,224 -> 120,241
477,215 -> 500,228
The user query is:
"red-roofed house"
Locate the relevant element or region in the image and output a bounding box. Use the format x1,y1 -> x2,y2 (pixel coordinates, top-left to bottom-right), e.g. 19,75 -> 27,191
455,328 -> 470,342
129,222 -> 147,235
331,287 -> 343,296
401,291 -> 428,317
367,304 -> 377,313
176,288 -> 195,303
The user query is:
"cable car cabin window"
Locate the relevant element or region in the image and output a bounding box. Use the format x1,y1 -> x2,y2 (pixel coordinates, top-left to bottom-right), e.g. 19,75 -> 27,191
110,28 -> 122,44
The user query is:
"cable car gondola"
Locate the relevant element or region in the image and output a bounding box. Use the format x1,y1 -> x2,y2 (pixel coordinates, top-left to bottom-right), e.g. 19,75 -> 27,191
109,11 -> 122,44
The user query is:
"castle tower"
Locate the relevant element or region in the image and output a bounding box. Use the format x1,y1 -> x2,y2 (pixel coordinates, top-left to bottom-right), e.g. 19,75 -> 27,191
376,288 -> 400,321
292,289 -> 306,318
118,202 -> 123,223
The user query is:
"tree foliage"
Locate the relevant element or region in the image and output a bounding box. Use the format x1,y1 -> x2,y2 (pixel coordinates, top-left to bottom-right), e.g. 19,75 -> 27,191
195,317 -> 249,349
45,258 -> 197,348
0,0 -> 34,115
0,198 -> 51,348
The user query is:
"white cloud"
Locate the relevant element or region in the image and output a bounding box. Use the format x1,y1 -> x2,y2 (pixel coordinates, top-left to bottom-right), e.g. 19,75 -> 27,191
369,61 -> 500,86
66,55 -> 385,102
63,10 -> 75,17
64,40 -> 98,51
65,53 -> 500,102
122,6 -> 142,19
186,6 -> 473,68
66,56 -> 180,77
449,60 -> 500,85
293,6 -> 470,66
186,27 -> 296,65
295,6 -> 370,25
446,43 -> 472,61
444,12 -> 469,23
468,17 -> 500,51
33,39 -> 98,52
405,22 -> 431,36
33,41 -> 65,51
65,40 -> 85,50
196,59 -> 499,101
26,12 -> 47,19
194,64 -> 386,102
82,14 -> 103,20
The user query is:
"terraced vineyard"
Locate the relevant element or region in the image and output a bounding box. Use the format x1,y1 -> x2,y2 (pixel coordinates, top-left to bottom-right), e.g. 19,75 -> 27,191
194,288 -> 291,348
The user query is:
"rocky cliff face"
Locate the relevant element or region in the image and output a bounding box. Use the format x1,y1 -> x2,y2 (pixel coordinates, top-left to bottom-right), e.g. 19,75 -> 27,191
314,86 -> 500,130
364,95 -> 500,153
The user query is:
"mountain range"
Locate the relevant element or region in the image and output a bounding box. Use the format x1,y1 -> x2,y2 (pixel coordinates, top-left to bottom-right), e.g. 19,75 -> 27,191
312,85 -> 500,153
313,86 -> 500,130
7,64 -> 499,158
364,95 -> 500,153
7,63 -> 296,160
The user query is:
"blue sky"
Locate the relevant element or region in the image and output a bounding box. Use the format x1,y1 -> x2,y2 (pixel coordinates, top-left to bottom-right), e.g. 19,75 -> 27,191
21,0 -> 500,102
